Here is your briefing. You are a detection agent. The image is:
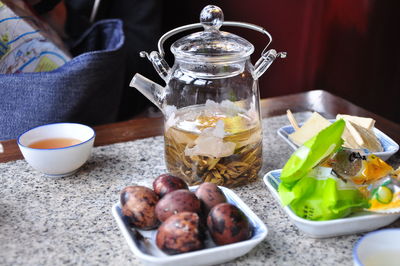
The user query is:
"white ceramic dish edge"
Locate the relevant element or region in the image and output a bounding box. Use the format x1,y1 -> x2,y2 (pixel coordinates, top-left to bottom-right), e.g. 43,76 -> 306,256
277,121 -> 399,161
263,169 -> 400,238
112,186 -> 268,266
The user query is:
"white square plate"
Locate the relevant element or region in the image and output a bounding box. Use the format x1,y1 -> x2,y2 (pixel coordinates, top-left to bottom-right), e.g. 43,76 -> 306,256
112,186 -> 268,266
277,121 -> 399,161
263,169 -> 400,238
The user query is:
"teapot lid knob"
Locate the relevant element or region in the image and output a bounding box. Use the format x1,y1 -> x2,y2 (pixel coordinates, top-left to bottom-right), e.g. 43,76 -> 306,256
200,5 -> 224,31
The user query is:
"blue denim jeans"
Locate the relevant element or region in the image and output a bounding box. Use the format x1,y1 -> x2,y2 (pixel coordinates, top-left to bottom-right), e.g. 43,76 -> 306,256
0,19 -> 126,140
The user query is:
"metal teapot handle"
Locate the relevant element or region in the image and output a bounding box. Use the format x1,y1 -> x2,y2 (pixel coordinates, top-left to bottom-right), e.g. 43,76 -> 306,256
158,21 -> 271,57
156,21 -> 286,79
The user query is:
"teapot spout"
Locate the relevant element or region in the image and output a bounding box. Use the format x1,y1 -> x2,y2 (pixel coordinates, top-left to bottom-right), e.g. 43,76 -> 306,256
254,49 -> 287,79
129,73 -> 165,113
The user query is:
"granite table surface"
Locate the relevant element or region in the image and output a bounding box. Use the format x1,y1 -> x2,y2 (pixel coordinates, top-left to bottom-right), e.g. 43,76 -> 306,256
1,113 -> 399,266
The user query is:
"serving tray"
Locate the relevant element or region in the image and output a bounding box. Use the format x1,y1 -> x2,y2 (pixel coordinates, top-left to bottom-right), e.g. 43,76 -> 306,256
112,186 -> 268,266
277,121 -> 399,161
263,169 -> 400,238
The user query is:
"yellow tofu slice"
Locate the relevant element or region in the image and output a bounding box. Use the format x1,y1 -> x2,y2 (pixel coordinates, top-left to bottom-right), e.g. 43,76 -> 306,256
288,112 -> 331,146
337,114 -> 382,152
287,112 -> 382,152
345,121 -> 383,152
336,114 -> 375,130
341,126 -> 361,149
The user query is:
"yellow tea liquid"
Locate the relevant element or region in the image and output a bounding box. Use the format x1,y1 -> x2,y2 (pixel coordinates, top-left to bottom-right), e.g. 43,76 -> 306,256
29,138 -> 81,149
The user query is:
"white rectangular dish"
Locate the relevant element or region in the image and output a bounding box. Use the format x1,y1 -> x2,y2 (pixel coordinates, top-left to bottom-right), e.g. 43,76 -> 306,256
263,169 -> 400,238
277,121 -> 399,161
112,186 -> 268,266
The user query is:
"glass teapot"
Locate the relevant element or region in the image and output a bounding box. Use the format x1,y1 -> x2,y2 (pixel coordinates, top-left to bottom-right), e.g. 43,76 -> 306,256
130,5 -> 286,187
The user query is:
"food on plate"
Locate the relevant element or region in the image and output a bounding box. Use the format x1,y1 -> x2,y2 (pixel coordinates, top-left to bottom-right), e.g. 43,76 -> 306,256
323,150 -> 400,213
327,150 -> 393,185
287,111 -> 383,152
279,120 -> 400,221
359,175 -> 400,213
281,119 -> 346,185
155,189 -> 201,222
287,112 -> 331,146
195,182 -> 227,215
336,114 -> 375,129
156,212 -> 205,255
207,203 -> 251,245
340,118 -> 383,152
120,186 -> 159,229
279,120 -> 367,220
119,173 -> 255,255
152,174 -> 188,198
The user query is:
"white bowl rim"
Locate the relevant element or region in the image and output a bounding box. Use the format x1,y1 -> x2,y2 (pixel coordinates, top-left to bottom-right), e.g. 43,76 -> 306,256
17,122 -> 96,150
353,228 -> 400,266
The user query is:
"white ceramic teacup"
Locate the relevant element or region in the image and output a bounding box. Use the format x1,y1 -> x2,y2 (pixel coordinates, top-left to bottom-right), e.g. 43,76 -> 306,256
353,228 -> 400,266
17,123 -> 95,177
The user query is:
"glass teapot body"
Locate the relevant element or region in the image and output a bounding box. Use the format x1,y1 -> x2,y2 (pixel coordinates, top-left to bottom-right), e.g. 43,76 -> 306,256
166,56 -> 257,110
162,57 -> 262,187
130,5 -> 286,187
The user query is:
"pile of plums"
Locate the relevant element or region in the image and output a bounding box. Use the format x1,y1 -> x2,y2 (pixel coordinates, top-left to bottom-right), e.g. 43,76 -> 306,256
120,174 -> 252,255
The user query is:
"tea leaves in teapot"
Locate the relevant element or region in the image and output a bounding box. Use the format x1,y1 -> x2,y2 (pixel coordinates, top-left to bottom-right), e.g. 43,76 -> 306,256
164,107 -> 262,187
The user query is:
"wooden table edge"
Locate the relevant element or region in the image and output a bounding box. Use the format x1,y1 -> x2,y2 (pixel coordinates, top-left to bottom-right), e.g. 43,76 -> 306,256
1,90 -> 399,163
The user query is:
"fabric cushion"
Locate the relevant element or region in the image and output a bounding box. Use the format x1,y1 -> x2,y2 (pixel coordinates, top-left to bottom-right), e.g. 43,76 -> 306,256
0,19 -> 126,140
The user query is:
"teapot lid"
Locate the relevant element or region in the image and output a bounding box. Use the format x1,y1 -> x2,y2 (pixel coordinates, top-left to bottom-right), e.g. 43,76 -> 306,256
171,5 -> 254,62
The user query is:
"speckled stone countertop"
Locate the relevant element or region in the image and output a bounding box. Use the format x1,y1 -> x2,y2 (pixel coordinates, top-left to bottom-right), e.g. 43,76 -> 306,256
1,113 -> 399,266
